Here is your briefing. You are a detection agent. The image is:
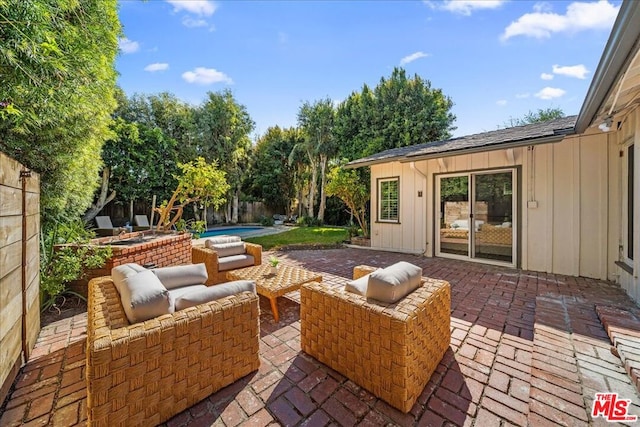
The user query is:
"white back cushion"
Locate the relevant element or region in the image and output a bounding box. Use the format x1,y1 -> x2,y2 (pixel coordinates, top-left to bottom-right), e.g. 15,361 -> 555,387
366,261 -> 423,303
117,270 -> 172,323
205,236 -> 242,247
152,263 -> 208,289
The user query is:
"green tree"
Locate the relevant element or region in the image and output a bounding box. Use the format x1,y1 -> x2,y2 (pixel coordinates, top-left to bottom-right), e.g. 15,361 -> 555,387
246,126 -> 299,213
114,90 -> 196,161
326,166 -> 370,237
504,107 -> 565,127
195,90 -> 254,223
0,0 -> 120,224
334,67 -> 456,161
296,98 -> 338,222
155,157 -> 230,231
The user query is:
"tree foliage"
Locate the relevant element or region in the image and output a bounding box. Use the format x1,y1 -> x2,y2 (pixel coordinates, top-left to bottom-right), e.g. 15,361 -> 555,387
194,90 -> 254,222
326,166 -> 370,237
155,157 -> 229,231
295,98 -> 337,222
0,0 -> 120,224
334,67 -> 456,161
504,107 -> 565,128
246,126 -> 299,213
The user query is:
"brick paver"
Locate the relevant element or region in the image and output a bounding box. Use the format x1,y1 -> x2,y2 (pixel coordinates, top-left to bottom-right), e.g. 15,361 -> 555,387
2,248 -> 640,426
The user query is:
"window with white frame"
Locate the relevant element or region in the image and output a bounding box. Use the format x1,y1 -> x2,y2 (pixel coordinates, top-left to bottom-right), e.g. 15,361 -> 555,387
622,144 -> 635,263
378,177 -> 399,222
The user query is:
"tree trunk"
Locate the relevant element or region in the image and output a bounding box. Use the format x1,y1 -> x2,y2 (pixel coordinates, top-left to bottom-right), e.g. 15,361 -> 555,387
317,154 -> 327,222
83,167 -> 116,222
308,160 -> 317,218
232,186 -> 240,223
193,202 -> 201,221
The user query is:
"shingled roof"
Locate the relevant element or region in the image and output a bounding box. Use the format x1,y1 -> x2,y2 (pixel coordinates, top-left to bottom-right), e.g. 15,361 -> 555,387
346,115 -> 577,168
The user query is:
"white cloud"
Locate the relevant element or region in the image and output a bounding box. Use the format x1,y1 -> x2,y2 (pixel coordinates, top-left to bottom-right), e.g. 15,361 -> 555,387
118,37 -> 139,54
501,0 -> 619,41
182,67 -> 233,85
515,93 -> 531,99
533,2 -> 553,13
166,0 -> 217,16
552,64 -> 588,79
400,51 -> 430,66
535,87 -> 566,100
144,63 -> 169,72
496,99 -> 508,106
182,16 -> 208,28
425,0 -> 505,16
540,73 -> 554,80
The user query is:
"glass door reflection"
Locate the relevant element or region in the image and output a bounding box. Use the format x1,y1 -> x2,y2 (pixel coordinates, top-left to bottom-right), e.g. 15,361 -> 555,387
438,175 -> 469,257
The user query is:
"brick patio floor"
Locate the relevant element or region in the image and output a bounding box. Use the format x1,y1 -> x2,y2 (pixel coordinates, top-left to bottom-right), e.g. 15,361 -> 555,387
2,248 -> 640,426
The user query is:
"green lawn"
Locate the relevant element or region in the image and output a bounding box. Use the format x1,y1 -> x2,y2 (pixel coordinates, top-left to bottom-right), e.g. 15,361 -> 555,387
244,226 -> 348,250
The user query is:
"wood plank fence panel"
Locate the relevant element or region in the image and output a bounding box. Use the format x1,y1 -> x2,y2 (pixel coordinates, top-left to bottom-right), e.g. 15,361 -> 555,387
0,152 -> 40,404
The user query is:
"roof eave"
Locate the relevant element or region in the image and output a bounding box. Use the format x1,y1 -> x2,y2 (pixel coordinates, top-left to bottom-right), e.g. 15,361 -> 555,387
575,0 -> 640,134
345,132 -> 571,169
402,133 -> 570,163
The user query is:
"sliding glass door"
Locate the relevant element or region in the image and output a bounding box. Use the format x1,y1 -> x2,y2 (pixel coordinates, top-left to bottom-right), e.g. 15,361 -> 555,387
436,169 -> 516,265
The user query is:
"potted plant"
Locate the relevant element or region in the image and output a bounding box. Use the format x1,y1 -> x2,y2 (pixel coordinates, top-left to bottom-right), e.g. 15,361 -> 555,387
268,256 -> 279,274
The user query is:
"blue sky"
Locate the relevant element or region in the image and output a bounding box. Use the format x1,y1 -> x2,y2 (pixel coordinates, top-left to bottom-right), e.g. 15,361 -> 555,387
116,0 -> 621,140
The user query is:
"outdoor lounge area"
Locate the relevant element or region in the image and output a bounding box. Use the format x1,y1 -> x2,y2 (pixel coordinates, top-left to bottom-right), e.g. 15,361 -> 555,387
1,247 -> 640,426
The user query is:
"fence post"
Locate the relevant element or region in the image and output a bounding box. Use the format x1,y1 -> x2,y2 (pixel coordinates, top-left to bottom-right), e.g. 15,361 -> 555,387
20,169 -> 32,361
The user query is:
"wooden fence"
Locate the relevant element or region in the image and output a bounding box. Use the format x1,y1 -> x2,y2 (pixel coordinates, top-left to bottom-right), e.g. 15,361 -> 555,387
98,200 -> 273,226
0,152 -> 40,404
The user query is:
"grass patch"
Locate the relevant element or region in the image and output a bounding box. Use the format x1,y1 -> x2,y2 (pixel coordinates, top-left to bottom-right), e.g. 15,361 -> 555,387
244,226 -> 348,250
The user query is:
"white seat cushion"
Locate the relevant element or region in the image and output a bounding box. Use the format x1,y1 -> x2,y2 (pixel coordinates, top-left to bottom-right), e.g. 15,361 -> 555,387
218,254 -> 255,271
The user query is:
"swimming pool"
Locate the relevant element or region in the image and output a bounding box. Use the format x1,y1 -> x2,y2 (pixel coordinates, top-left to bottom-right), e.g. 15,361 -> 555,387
200,226 -> 264,238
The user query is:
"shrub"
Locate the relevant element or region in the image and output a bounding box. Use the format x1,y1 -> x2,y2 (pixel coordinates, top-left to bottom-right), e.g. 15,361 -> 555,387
175,218 -> 206,238
260,215 -> 275,226
40,220 -> 112,312
298,216 -> 323,227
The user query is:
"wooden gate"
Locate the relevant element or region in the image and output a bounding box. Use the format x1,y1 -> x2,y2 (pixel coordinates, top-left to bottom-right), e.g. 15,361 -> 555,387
0,152 -> 40,404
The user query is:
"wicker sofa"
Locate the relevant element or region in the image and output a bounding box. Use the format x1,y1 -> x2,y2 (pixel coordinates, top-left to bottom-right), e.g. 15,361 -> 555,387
192,237 -> 262,285
300,265 -> 451,413
86,274 -> 260,426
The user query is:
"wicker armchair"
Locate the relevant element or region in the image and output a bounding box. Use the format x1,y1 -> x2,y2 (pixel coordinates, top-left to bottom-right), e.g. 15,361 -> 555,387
300,265 -> 451,413
86,276 -> 260,427
192,242 -> 262,285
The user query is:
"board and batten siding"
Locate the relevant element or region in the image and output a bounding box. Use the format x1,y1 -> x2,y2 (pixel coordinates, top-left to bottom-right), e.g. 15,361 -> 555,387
370,161 -> 427,254
0,152 -> 40,404
610,108 -> 640,303
369,131 -> 612,281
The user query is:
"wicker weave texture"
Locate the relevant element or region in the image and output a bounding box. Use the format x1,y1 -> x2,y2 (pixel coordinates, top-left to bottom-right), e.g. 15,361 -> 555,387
227,264 -> 322,299
86,276 -> 260,427
300,266 -> 451,413
191,242 -> 262,285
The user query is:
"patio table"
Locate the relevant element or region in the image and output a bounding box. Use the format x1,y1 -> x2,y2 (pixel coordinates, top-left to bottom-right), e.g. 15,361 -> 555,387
227,264 -> 322,322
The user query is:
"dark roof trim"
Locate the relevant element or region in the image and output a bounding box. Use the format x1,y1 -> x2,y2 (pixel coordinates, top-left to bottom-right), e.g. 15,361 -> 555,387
344,133 -> 569,168
575,0 -> 640,133
402,133 -> 569,163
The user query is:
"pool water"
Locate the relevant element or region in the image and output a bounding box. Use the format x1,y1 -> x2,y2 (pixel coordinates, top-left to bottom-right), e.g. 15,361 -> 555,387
200,226 -> 264,238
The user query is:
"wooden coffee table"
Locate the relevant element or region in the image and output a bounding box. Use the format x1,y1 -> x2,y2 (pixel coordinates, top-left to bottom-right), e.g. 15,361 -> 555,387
227,264 -> 322,322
